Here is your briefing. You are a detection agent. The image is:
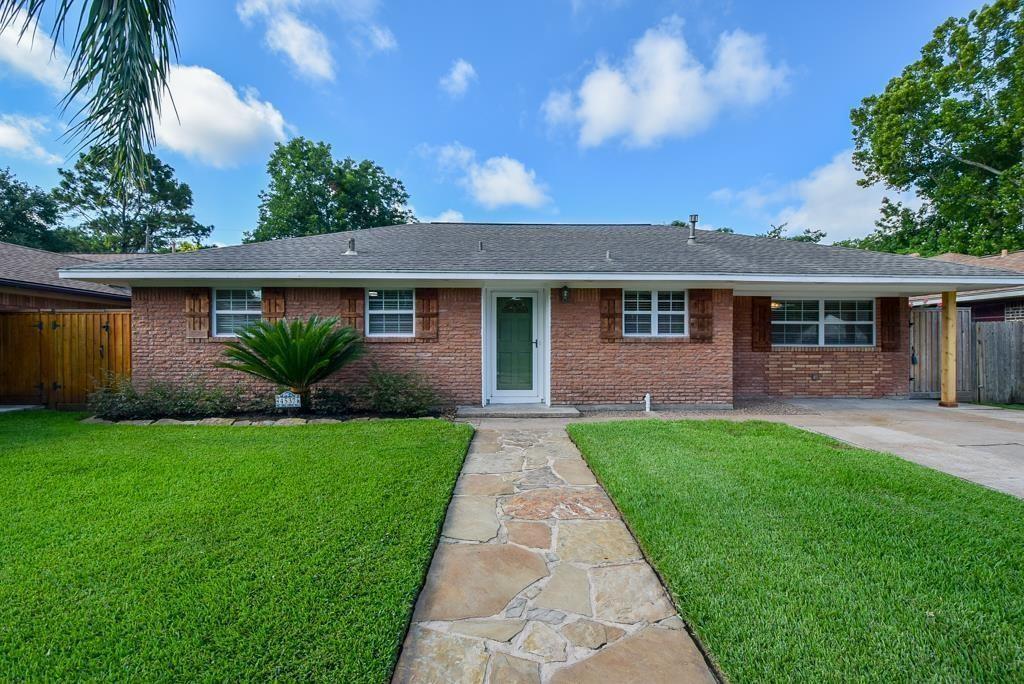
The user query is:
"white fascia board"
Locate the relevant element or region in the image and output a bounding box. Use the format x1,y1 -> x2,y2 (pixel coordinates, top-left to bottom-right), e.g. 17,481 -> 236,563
911,286 -> 1024,306
56,268 -> 1024,289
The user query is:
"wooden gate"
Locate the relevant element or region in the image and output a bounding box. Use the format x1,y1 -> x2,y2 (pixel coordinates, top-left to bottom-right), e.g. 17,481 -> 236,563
0,310 -> 131,409
976,322 -> 1024,404
909,308 -> 976,400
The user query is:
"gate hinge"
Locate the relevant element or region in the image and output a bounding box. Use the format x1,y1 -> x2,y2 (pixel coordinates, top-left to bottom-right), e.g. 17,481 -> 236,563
34,321 -> 43,331
51,321 -> 60,330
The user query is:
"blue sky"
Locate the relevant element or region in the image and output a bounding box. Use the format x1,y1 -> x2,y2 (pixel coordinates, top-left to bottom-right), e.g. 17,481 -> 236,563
0,0 -> 978,246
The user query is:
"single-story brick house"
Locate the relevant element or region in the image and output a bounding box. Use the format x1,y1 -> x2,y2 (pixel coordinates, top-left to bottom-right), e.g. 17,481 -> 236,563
60,223 -> 1024,408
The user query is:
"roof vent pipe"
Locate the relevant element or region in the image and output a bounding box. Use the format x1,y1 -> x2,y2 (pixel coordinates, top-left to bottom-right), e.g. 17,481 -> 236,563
344,237 -> 357,256
687,213 -> 699,246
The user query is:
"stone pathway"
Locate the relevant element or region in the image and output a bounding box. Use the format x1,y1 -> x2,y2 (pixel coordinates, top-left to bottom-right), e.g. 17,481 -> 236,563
393,425 -> 715,683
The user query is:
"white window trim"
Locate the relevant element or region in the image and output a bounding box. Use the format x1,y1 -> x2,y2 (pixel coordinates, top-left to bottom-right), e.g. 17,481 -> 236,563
771,297 -> 876,348
622,289 -> 688,338
211,288 -> 263,337
365,288 -> 416,338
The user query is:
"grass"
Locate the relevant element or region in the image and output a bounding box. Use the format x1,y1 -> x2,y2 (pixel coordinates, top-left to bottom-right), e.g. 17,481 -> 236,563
568,419 -> 1024,683
0,411 -> 472,682
982,402 -> 1024,410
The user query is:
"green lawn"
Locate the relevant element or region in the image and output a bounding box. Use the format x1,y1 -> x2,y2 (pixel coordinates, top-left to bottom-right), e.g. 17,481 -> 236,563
0,411 -> 472,682
568,419 -> 1024,683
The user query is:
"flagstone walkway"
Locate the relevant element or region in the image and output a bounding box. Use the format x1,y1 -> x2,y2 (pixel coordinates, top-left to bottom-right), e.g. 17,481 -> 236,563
393,425 -> 715,683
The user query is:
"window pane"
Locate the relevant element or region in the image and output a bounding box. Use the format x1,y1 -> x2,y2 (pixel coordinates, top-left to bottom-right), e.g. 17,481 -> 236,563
824,300 -> 874,323
215,313 -> 261,336
824,323 -> 874,346
657,313 -> 686,335
624,313 -> 652,335
771,300 -> 819,322
368,312 -> 414,335
771,323 -> 819,345
657,291 -> 686,312
623,291 -> 652,312
368,289 -> 414,312
215,289 -> 261,312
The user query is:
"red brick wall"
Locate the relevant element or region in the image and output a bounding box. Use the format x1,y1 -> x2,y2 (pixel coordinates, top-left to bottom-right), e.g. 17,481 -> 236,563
131,287 -> 482,404
550,288 -> 734,406
732,296 -> 910,399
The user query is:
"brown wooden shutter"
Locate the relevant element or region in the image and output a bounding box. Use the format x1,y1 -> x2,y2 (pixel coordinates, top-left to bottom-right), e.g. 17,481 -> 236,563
339,287 -> 365,334
261,287 -> 286,322
415,288 -> 439,341
688,289 -> 713,342
184,289 -> 210,339
751,296 -> 772,351
599,288 -> 623,341
879,297 -> 902,351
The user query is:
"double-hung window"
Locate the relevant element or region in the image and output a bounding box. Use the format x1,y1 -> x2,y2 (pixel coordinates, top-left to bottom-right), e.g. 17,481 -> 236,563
623,290 -> 687,337
367,289 -> 415,336
771,298 -> 875,346
213,289 -> 262,336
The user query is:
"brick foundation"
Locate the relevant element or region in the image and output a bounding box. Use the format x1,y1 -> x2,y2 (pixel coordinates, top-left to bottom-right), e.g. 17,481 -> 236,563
550,288 -> 734,406
732,296 -> 910,399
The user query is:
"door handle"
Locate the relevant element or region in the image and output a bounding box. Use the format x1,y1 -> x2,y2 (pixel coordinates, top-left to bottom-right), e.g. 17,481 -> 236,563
532,339 -> 539,348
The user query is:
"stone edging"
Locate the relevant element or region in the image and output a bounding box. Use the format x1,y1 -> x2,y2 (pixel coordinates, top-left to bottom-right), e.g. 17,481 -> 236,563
80,417 -> 344,426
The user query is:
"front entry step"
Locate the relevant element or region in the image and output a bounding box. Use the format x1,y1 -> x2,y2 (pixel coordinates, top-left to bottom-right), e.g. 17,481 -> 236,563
457,404 -> 581,418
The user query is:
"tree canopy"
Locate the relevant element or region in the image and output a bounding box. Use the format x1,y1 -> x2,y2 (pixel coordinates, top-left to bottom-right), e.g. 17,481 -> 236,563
0,168 -> 69,250
245,137 -> 415,243
54,150 -> 212,253
757,223 -> 826,243
846,0 -> 1023,256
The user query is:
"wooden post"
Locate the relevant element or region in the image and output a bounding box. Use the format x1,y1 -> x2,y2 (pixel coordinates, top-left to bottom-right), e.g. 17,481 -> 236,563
939,290 -> 958,408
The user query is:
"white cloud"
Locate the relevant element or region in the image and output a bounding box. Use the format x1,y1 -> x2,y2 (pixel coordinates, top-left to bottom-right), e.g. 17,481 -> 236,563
0,10 -> 69,92
439,59 -> 477,97
427,142 -> 550,209
0,114 -> 62,164
155,66 -> 287,167
713,150 -> 923,243
424,209 -> 465,223
238,0 -> 396,77
264,12 -> 334,80
545,16 -> 787,147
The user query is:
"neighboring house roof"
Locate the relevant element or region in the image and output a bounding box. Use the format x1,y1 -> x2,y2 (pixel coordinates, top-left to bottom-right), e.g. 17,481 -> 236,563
914,250 -> 1024,306
0,241 -> 131,300
59,223 -> 1024,292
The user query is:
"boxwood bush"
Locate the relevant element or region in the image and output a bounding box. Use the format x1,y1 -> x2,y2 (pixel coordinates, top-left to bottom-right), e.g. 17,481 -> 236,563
88,377 -> 268,421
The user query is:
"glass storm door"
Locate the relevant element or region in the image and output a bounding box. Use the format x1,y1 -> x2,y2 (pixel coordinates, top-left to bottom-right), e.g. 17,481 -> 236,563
495,296 -> 535,392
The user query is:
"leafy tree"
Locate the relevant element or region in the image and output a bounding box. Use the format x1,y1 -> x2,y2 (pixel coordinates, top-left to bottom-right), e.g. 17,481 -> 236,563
0,167 -> 69,250
245,137 -> 415,243
0,1 -> 177,188
219,316 -> 365,411
757,222 -> 827,243
849,0 -> 1023,256
54,149 -> 212,253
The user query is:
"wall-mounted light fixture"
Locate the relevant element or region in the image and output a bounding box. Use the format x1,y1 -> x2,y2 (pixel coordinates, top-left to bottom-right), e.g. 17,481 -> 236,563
560,285 -> 571,303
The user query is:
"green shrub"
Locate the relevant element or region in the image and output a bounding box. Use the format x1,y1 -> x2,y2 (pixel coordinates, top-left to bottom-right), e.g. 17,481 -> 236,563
357,365 -> 439,417
87,376 -> 267,420
310,387 -> 354,416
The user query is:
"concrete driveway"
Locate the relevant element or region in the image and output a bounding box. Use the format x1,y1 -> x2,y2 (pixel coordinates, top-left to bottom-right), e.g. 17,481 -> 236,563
765,399 -> 1024,499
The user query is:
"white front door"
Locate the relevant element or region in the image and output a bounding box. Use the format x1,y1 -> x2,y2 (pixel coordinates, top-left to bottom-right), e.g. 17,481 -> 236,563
486,290 -> 546,404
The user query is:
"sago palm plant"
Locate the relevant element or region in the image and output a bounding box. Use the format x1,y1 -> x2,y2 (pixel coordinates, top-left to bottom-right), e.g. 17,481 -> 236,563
219,316 -> 364,410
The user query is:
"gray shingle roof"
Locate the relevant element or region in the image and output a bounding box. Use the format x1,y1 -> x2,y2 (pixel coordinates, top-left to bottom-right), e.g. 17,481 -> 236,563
0,241 -> 130,298
60,223 -> 1024,279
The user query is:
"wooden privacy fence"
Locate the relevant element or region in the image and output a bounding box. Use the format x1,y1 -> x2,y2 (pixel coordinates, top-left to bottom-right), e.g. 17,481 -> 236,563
976,322 -> 1024,404
0,311 -> 131,409
909,308 -> 976,400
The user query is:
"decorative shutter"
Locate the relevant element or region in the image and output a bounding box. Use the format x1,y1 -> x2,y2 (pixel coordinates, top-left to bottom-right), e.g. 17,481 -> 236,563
261,287 -> 286,322
599,288 -> 622,341
879,297 -> 902,351
184,289 -> 210,339
688,289 -> 713,342
415,288 -> 439,341
751,296 -> 772,351
339,287 -> 365,334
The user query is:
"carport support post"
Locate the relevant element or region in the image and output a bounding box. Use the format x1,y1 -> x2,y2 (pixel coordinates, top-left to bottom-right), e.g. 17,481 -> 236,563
939,290 -> 958,408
